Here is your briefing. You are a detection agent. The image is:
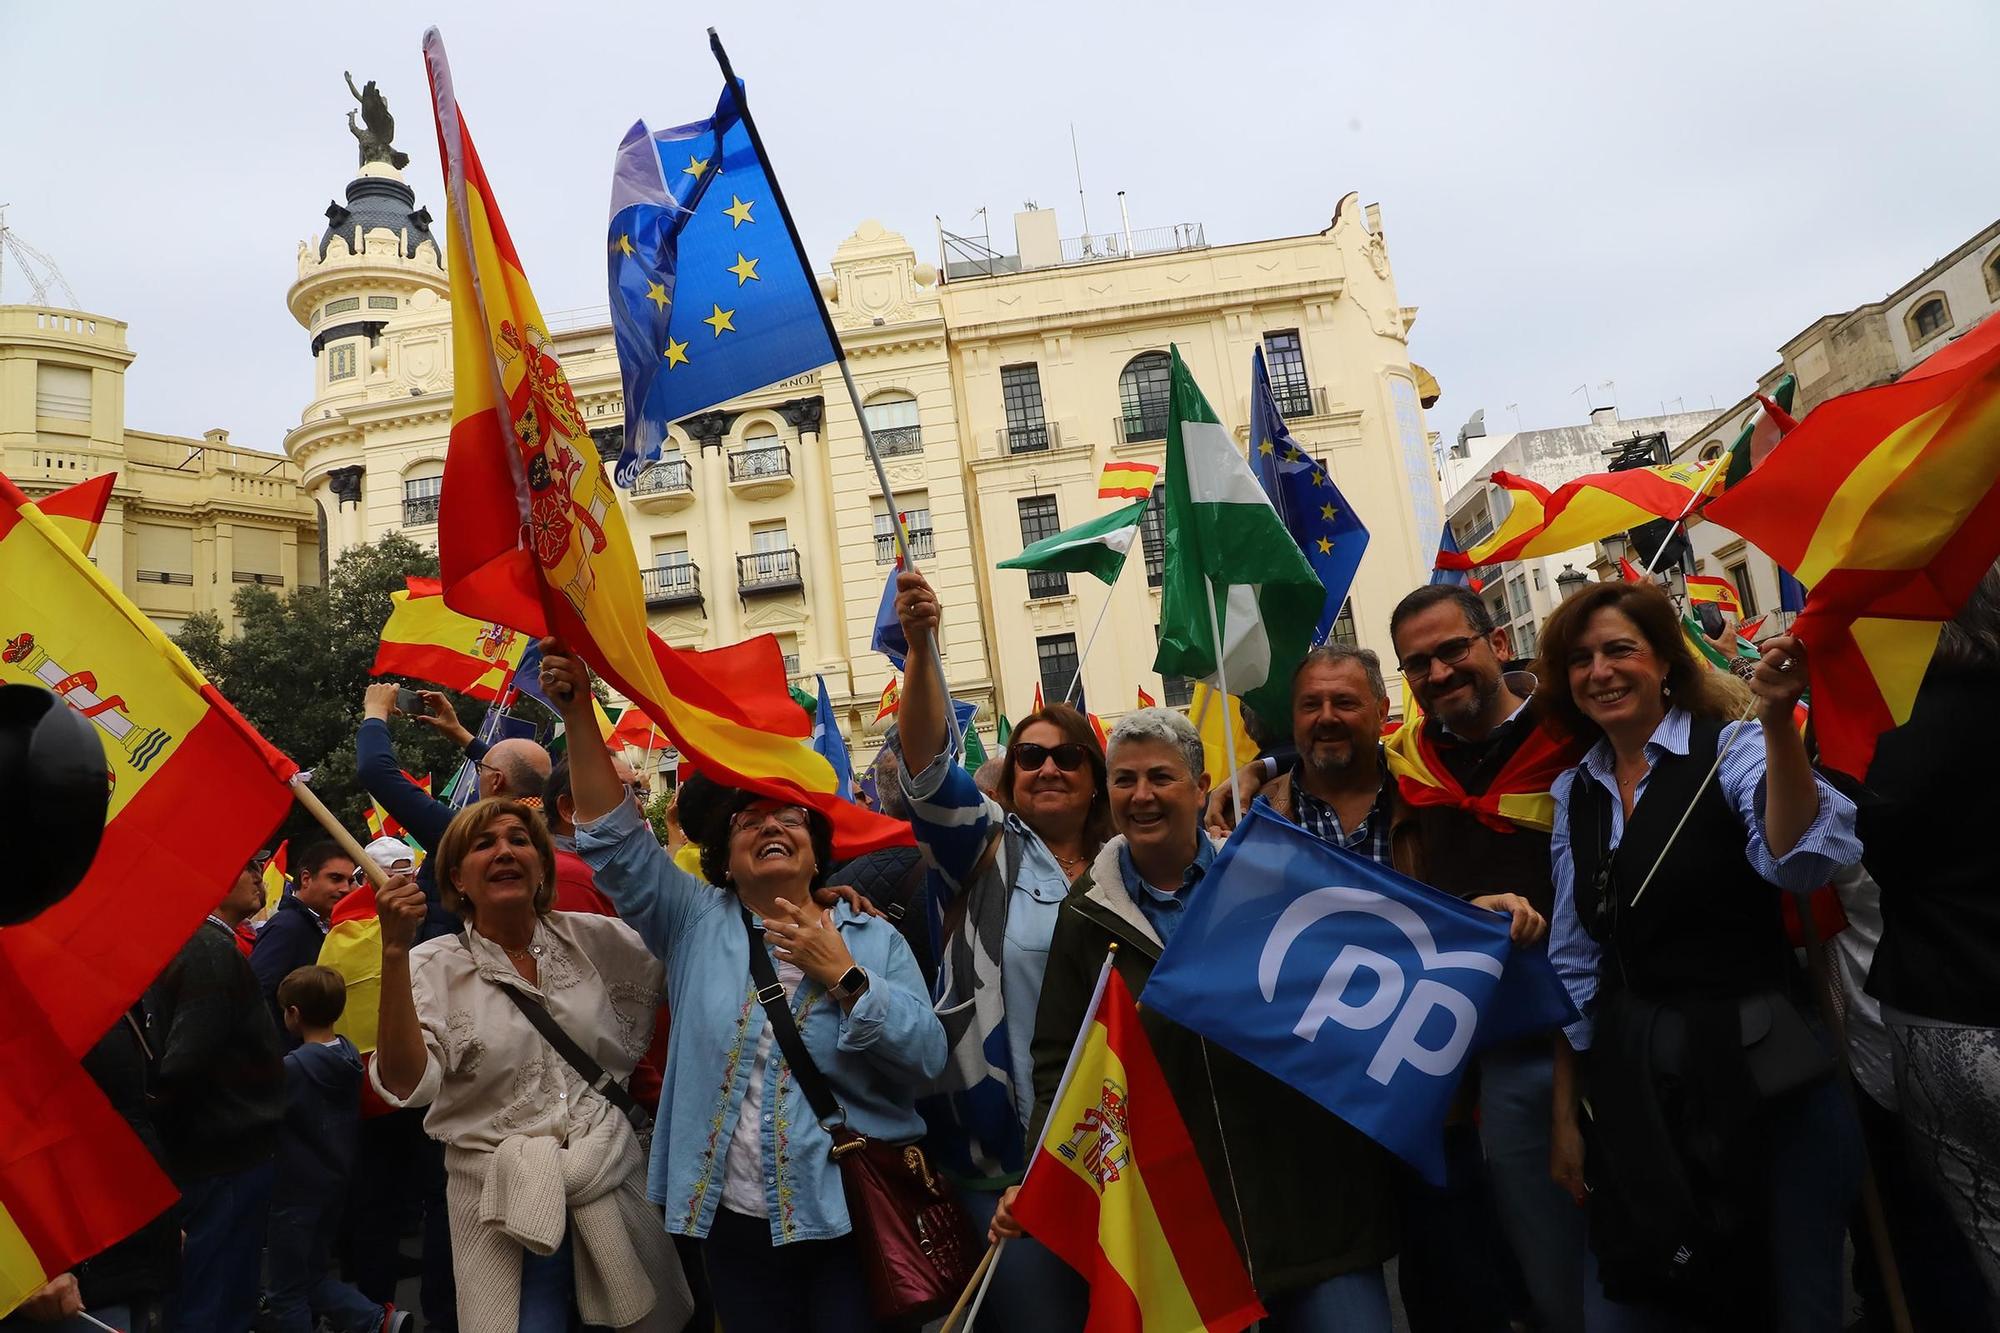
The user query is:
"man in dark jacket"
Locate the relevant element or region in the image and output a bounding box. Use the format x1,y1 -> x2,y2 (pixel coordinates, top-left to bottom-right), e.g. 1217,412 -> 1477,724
1013,707 -> 1401,1330
147,861 -> 286,1333
249,839 -> 355,1040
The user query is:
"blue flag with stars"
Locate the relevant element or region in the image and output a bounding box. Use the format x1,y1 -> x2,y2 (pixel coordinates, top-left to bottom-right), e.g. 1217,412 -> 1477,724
1250,345 -> 1369,644
606,83 -> 839,486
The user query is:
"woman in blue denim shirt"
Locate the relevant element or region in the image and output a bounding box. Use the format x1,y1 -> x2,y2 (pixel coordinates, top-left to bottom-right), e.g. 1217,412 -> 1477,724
543,643 -> 946,1333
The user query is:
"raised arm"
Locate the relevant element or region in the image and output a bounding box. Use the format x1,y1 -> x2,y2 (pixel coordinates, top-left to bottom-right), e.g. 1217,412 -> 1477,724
540,640 -> 622,825
358,685 -> 456,854
367,874 -> 434,1103
892,570 -> 948,771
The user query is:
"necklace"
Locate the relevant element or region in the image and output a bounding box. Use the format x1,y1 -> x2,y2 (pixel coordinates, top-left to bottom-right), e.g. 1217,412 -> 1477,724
1052,849 -> 1086,872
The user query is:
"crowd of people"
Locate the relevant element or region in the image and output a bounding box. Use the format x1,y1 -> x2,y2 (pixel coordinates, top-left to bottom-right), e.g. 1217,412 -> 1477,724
10,560 -> 1999,1333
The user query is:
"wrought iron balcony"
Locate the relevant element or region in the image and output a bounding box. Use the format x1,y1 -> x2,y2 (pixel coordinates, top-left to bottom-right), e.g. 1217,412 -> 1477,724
401,495 -> 441,527
872,424 -> 923,456
737,547 -> 804,594
1004,423 -> 1050,454
1118,407 -> 1169,445
1027,569 -> 1070,599
642,562 -> 701,607
782,653 -> 801,678
631,458 -> 695,511
874,528 -> 936,564
729,445 -> 791,482
1272,383 -> 1328,419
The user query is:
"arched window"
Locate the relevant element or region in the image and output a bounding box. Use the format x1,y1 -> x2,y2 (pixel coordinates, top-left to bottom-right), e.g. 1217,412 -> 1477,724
1698,441 -> 1724,463
1985,250 -> 2000,301
1118,353 -> 1173,443
1908,293 -> 1952,345
402,461 -> 444,527
863,391 -> 922,455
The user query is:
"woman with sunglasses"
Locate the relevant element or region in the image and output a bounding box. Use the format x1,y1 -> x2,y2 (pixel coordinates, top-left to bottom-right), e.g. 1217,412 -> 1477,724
888,569 -> 1106,1328
1535,580 -> 1861,1329
541,641 -> 946,1333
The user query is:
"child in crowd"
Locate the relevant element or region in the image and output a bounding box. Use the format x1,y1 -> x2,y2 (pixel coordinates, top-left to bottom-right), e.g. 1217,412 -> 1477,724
265,966 -> 409,1333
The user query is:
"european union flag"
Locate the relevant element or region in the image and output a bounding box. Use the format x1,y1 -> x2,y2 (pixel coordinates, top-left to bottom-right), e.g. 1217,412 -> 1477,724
606,82 -> 839,486
1250,346 -> 1369,644
1142,803 -> 1575,1183
811,675 -> 854,802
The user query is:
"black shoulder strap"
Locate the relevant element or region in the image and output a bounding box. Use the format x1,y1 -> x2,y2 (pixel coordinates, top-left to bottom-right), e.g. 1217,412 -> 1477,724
475,935 -> 650,1131
740,907 -> 844,1127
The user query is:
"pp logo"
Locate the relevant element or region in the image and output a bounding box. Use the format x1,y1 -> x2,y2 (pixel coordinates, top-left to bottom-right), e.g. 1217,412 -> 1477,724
1256,886 -> 1501,1086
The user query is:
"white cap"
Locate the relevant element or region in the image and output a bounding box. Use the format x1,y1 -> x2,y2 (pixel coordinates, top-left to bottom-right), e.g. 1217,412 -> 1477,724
364,835 -> 417,874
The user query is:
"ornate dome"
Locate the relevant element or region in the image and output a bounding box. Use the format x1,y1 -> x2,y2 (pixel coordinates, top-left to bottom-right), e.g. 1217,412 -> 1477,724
320,173 -> 439,264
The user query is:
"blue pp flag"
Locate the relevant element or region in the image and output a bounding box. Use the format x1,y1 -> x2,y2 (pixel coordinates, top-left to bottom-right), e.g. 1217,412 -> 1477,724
1250,345 -> 1368,644
607,82 -> 839,486
812,675 -> 854,802
1142,803 -> 1575,1183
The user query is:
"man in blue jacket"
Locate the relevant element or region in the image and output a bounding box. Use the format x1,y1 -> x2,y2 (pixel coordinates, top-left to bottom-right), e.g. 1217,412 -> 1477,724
249,840 -> 356,1042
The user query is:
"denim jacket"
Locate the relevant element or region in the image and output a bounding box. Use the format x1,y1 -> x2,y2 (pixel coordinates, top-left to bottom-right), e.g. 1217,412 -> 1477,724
577,801 -> 946,1244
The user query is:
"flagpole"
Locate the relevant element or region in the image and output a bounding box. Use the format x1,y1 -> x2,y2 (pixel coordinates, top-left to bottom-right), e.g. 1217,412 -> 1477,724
1640,448 -> 1729,577
1064,553 -> 1125,707
289,777 -> 389,892
708,28 -> 959,755
1202,579 -> 1245,821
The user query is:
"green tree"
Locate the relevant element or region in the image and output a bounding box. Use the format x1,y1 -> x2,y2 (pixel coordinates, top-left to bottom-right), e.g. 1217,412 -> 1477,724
176,533 -> 505,850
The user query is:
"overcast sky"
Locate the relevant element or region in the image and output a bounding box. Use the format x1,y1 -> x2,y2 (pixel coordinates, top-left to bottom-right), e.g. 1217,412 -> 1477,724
7,0 -> 1998,455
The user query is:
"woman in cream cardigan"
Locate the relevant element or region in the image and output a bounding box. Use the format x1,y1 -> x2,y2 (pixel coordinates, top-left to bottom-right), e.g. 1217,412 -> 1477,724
373,798 -> 692,1332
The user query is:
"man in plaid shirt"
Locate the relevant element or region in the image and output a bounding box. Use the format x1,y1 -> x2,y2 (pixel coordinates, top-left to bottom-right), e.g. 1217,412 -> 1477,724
1242,644 -> 1401,869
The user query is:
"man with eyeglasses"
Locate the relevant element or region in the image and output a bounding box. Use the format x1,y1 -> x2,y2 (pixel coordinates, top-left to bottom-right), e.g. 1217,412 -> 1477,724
249,839 -> 358,1046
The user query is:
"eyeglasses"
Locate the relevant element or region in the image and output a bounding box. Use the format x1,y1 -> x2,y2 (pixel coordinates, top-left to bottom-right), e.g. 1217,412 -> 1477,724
731,804 -> 810,833
1013,741 -> 1089,773
348,871 -> 369,885
1397,635 -> 1481,679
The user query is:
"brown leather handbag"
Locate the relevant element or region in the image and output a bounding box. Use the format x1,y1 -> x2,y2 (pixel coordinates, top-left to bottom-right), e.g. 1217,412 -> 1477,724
743,910 -> 979,1329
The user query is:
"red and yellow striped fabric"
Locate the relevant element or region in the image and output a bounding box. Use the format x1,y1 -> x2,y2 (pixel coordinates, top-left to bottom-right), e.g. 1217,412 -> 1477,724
260,839 -> 289,914
1684,575 -> 1743,617
1099,459 -> 1161,501
371,575 -> 527,701
32,473 -> 116,556
1705,310 -> 2000,776
365,773 -> 431,841
421,31 -> 907,856
1012,961 -> 1264,1333
0,471 -> 297,1312
874,676 -> 901,722
320,886 -> 387,1054
1136,685 -> 1156,709
1436,458 -> 1720,569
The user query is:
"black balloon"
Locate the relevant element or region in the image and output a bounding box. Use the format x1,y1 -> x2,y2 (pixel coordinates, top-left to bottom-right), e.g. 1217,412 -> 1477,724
0,684 -> 109,925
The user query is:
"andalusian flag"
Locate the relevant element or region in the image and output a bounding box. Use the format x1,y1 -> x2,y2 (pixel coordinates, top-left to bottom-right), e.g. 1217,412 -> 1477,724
998,500 -> 1148,588
371,575 -> 527,701
1012,956 -> 1264,1333
1705,312 -> 2000,775
421,31 -> 907,855
1436,457 -> 1722,570
1685,575 -> 1743,617
1718,374 -> 1799,491
1154,347 -> 1325,726
1098,459 -> 1160,501
0,471 -> 297,1312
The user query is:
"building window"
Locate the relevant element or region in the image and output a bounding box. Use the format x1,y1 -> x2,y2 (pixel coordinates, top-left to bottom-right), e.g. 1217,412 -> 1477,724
1264,331 -> 1314,418
34,364 -> 91,422
1037,633 -> 1080,704
1508,573 -> 1531,620
1727,562 -> 1758,617
776,632 -> 802,681
1516,620 -> 1538,659
863,392 -> 922,455
1139,484 -> 1167,588
1154,623 -> 1194,708
1532,567 -> 1545,591
367,295 -> 400,310
402,473 -> 442,526
1326,598 -> 1358,648
1001,364 -> 1049,453
873,495 -> 934,564
1118,352 -> 1172,443
1908,293 -> 1952,344
324,297 -> 360,318
1017,495 -> 1069,598
328,343 -> 358,381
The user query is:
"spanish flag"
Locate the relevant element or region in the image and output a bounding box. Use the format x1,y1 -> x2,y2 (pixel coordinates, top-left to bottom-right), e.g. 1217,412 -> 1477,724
1685,574 -> 1743,617
606,705 -> 669,754
875,676 -> 901,722
1705,310 -> 2000,776
321,886 -> 387,1054
260,839 -> 289,914
1099,459 -> 1161,501
1382,697 -> 1586,834
1435,457 -> 1721,570
0,471 -> 297,1312
371,575 -> 527,701
1189,681 -> 1249,795
1012,957 -> 1264,1333
365,773 -> 431,842
30,472 -> 116,555
1136,685 -> 1156,709
421,31 -> 907,856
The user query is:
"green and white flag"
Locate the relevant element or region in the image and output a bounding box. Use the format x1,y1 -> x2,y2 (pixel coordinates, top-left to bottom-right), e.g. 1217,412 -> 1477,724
996,499 -> 1149,587
1154,346 -> 1326,725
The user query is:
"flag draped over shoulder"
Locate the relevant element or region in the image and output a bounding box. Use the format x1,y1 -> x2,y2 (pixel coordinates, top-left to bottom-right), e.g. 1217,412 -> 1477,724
1012,956 -> 1265,1333
1436,458 -> 1721,570
997,500 -> 1148,588
1142,805 -> 1575,1182
605,81 -> 838,485
421,31 -> 906,856
1155,347 -> 1326,725
1382,702 -> 1586,834
1250,345 -> 1368,644
1704,312 -> 2000,776
0,472 -> 297,1311
371,575 -> 528,701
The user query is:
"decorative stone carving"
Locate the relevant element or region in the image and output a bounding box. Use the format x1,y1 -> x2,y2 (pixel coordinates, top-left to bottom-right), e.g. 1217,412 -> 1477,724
778,396 -> 825,434
327,465 -> 365,509
680,410 -> 737,450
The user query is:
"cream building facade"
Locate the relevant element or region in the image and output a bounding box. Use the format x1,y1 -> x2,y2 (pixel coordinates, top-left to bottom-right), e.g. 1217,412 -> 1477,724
0,304 -> 319,637
284,153 -> 1443,762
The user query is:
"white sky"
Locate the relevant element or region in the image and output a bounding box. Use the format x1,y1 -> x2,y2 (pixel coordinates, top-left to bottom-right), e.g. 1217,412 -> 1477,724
7,0 -> 1998,454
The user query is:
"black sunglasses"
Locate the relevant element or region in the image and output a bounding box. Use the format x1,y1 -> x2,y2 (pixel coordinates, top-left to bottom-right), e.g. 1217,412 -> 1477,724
1012,741 -> 1089,773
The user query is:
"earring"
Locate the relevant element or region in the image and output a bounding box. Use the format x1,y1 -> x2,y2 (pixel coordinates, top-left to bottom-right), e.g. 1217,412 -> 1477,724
1662,682 -> 1672,697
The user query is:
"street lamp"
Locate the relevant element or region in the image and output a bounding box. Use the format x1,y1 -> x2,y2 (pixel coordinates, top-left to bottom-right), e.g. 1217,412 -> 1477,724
1556,563 -> 1591,599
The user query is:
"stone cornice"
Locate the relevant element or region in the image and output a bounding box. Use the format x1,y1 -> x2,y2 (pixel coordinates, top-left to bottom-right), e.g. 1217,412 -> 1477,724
945,278 -> 1344,346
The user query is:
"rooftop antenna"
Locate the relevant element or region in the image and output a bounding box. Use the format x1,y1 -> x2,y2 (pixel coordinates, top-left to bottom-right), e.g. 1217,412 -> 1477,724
0,207 -> 81,308
1070,124 -> 1092,242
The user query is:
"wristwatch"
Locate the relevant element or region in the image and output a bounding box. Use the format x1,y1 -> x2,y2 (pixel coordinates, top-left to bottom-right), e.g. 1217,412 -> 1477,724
831,966 -> 869,1001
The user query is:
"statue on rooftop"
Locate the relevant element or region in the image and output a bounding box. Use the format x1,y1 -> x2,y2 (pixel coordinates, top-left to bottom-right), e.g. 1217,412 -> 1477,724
345,71 -> 411,171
